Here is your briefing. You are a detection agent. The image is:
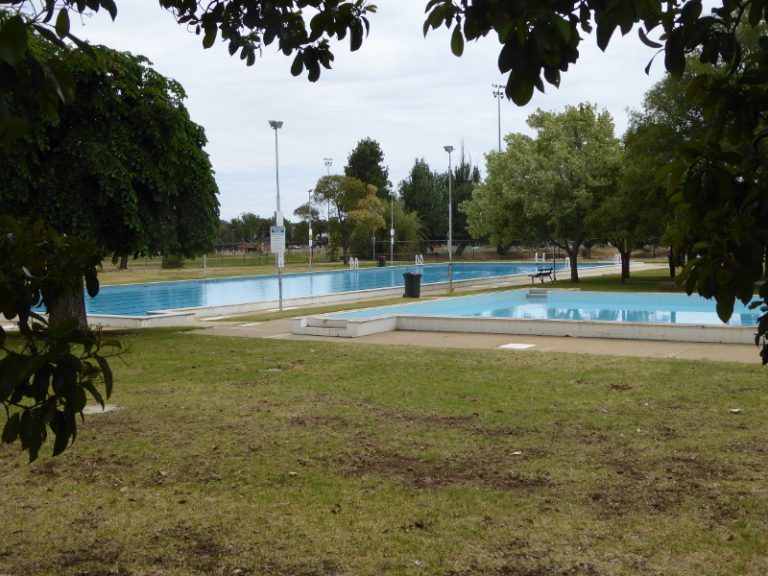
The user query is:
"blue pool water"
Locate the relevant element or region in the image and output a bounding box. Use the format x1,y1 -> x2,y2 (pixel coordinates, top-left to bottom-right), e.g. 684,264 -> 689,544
333,290 -> 759,326
87,262 -> 608,317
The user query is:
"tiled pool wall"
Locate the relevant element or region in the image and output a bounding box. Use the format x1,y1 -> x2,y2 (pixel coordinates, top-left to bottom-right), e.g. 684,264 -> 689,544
89,262 -> 618,328
292,288 -> 758,344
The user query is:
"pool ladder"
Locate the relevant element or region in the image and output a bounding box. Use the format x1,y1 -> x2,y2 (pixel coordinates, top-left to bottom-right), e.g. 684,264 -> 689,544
527,288 -> 548,300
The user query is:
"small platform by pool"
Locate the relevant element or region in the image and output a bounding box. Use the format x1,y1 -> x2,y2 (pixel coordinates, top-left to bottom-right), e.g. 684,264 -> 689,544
291,289 -> 758,344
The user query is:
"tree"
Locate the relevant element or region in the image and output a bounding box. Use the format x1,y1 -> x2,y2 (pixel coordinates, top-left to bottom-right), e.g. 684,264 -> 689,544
349,190 -> 386,258
0,217 -> 119,462
400,159 -> 444,241
450,150 -> 482,255
294,202 -> 322,248
600,68 -> 709,282
423,0 -> 768,358
2,0 -> 765,357
0,44 -> 219,323
464,104 -> 622,281
344,138 -> 391,199
312,175 -> 370,263
463,140 -> 533,252
389,199 -> 423,258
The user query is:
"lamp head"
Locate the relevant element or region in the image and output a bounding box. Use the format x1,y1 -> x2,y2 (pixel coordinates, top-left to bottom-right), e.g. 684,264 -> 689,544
268,120 -> 283,130
444,145 -> 454,153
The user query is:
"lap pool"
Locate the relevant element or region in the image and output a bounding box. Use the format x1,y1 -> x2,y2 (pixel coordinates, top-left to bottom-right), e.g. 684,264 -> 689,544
87,262 -> 609,320
292,289 -> 758,344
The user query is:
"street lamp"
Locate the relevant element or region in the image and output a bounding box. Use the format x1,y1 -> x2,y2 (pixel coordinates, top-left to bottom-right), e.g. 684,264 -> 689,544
268,120 -> 284,311
492,84 -> 504,152
307,188 -> 313,272
323,157 -> 332,256
444,145 -> 454,293
390,195 -> 394,263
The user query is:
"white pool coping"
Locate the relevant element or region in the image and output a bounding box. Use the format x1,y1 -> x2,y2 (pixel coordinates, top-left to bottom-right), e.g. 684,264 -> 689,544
291,288 -> 757,345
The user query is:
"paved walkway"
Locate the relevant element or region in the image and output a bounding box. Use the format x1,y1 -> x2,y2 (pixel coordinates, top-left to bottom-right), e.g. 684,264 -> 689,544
192,318 -> 762,364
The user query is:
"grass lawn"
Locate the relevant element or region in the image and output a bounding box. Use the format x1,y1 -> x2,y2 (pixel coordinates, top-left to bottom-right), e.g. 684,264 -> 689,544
549,268 -> 682,293
1,330 -> 766,575
97,260 -> 353,286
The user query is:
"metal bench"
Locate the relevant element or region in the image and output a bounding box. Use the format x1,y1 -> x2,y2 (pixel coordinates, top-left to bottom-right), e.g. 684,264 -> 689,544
528,267 -> 553,284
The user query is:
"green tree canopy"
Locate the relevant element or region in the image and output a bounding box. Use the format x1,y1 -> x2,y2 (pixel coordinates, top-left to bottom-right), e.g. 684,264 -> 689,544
312,174 -> 370,263
464,103 -> 622,281
399,153 -> 480,251
0,44 -> 219,323
344,138 -> 391,199
0,45 -> 220,262
595,65 -> 709,282
399,159 -> 443,240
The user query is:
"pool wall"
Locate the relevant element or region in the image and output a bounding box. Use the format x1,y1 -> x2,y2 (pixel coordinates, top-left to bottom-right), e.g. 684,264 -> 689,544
87,266 -> 566,328
292,289 -> 756,344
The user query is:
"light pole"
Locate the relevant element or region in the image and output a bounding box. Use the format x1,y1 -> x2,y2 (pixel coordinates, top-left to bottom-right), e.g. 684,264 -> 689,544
390,195 -> 394,263
269,120 -> 284,311
492,84 -> 504,152
444,145 -> 454,293
323,157 -> 332,257
307,188 -> 313,272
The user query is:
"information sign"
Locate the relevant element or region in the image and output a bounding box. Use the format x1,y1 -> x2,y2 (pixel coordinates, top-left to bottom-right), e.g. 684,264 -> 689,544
270,226 -> 286,254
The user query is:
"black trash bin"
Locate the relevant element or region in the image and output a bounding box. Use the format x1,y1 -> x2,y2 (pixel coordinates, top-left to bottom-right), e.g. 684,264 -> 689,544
403,271 -> 422,298
377,255 -> 387,267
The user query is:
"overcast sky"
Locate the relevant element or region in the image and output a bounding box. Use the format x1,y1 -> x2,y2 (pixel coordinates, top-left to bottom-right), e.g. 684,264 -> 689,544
73,1 -> 667,221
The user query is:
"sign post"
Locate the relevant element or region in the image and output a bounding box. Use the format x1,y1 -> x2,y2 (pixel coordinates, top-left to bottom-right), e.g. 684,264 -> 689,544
270,216 -> 286,311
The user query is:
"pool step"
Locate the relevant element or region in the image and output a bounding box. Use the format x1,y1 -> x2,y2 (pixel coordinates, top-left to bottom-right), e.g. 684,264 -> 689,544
527,288 -> 548,300
305,317 -> 349,329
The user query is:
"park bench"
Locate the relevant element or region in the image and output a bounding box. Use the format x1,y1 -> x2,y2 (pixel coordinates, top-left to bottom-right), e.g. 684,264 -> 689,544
528,267 -> 553,284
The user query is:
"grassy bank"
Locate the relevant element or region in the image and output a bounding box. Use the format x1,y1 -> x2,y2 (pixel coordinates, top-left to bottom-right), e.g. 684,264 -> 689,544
1,331 -> 766,575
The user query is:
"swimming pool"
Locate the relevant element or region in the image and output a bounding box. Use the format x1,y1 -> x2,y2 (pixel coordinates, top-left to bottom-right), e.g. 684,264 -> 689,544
332,290 -> 759,325
292,289 -> 758,344
87,262 -> 610,318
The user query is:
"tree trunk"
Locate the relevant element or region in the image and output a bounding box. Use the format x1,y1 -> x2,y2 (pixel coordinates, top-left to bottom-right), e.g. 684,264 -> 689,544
620,250 -> 631,283
668,249 -> 676,279
47,275 -> 88,331
119,254 -> 128,270
455,243 -> 466,257
342,237 -> 351,265
568,251 -> 579,282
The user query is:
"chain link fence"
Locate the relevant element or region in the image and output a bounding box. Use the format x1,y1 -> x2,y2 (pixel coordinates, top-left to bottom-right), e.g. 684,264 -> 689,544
113,240 -> 667,270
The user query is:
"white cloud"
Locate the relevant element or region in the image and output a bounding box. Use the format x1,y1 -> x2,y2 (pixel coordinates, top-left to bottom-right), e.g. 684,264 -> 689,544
73,0 -> 666,220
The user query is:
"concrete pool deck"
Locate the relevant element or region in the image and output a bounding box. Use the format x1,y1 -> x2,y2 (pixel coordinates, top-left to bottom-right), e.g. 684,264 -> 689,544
191,317 -> 761,364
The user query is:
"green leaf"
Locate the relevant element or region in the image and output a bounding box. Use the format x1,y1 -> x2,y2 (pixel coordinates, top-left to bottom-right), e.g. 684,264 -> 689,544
20,410 -> 43,463
0,15 -> 29,66
81,379 -> 104,408
84,268 -> 99,298
202,27 -> 217,49
638,27 -> 662,49
716,295 -> 734,322
290,54 -> 304,76
350,21 -> 364,51
450,26 -> 464,57
55,8 -> 70,39
100,0 -> 118,20
595,21 -> 616,51
50,410 -> 69,456
507,73 -> 534,106
664,29 -> 686,77
95,355 -> 113,399
2,412 -> 20,444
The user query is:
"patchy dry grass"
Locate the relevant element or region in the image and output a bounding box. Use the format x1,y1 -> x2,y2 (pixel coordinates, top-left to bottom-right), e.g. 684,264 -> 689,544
1,331 -> 766,575
97,260 -> 352,286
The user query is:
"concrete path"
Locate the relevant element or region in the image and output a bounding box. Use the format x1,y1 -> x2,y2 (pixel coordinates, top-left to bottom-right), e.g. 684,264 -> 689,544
191,318 -> 762,364
188,263 -> 761,365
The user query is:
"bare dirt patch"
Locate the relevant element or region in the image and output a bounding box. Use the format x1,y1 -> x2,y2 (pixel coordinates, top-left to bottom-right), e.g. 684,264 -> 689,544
343,448 -> 550,490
